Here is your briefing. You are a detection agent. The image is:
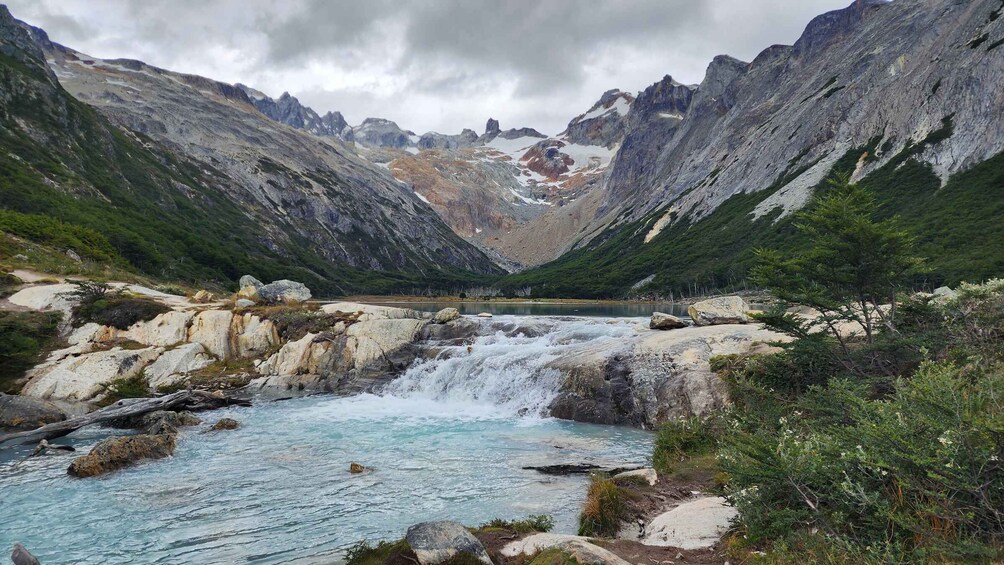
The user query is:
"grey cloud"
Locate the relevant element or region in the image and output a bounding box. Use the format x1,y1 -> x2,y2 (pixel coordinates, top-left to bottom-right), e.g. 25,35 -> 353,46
4,0 -> 853,134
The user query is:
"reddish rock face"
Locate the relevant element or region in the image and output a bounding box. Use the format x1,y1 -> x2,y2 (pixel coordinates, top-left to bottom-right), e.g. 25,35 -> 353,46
522,140 -> 574,181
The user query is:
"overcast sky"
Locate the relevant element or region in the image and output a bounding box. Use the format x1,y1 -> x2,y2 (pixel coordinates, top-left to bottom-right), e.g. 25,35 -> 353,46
8,0 -> 851,135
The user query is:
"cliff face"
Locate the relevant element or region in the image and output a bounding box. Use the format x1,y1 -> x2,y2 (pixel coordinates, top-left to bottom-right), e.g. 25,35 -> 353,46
0,7 -> 500,294
596,0 -> 1004,230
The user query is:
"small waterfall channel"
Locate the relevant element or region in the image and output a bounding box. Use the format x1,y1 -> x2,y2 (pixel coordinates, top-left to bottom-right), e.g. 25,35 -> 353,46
384,315 -> 639,416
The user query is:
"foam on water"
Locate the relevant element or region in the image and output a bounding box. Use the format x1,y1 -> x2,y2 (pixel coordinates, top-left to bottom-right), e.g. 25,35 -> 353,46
0,316 -> 652,564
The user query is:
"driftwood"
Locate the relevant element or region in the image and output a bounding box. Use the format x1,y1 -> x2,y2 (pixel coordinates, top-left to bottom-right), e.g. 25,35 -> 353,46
12,439 -> 76,468
0,390 -> 250,448
522,463 -> 644,476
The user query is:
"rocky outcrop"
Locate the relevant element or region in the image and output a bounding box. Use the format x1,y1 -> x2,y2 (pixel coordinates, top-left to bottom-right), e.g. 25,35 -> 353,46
522,140 -> 574,180
21,347 -> 163,401
0,394 -> 66,431
347,118 -> 416,149
67,434 -> 176,477
187,310 -> 235,359
688,296 -> 750,326
418,129 -> 478,150
144,343 -> 214,389
405,521 -> 492,565
238,87 -> 349,138
548,323 -> 786,427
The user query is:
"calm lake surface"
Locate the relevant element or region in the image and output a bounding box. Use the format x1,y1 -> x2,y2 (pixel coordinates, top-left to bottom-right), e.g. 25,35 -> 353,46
356,300 -> 692,318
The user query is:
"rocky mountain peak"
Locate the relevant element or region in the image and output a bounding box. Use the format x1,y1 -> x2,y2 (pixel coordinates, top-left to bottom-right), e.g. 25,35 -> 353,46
485,118 -> 501,136
0,6 -> 57,84
562,88 -> 636,148
793,0 -> 889,58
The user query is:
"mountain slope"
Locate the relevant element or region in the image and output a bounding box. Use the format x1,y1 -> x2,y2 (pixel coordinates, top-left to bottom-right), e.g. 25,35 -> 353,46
503,0 -> 1004,297
0,7 -> 499,295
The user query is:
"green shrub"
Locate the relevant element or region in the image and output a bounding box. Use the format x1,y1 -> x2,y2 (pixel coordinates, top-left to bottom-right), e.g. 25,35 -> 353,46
344,539 -> 414,565
0,271 -> 22,298
0,209 -> 121,263
527,548 -> 579,565
720,361 -> 1004,561
249,305 -> 359,341
652,415 -> 720,475
98,373 -> 151,407
578,475 -> 625,537
479,514 -> 554,534
0,310 -> 61,392
70,282 -> 171,330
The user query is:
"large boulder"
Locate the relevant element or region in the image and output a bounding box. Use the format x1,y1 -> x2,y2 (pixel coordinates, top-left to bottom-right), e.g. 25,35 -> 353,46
642,497 -> 737,549
144,343 -> 214,389
432,307 -> 460,324
258,280 -> 311,304
650,312 -> 687,330
0,393 -> 66,431
405,521 -> 492,565
237,275 -> 264,301
687,296 -> 750,326
67,434 -> 176,477
21,347 -> 162,401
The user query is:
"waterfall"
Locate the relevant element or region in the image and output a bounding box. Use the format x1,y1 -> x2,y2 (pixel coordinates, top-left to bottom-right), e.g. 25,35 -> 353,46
382,316 -> 639,416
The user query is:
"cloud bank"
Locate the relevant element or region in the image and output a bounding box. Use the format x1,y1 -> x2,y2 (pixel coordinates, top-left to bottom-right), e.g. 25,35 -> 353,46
8,0 -> 850,134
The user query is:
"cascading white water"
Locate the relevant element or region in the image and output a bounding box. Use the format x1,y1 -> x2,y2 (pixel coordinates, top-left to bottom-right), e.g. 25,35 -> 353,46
383,316 -> 640,416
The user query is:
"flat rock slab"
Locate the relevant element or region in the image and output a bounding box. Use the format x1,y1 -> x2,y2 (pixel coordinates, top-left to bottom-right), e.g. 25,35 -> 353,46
501,534 -> 631,565
642,496 -> 737,549
405,521 -> 492,565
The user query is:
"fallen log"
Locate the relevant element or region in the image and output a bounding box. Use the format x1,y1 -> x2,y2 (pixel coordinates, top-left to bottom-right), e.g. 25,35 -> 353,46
0,390 -> 249,448
522,463 -> 644,476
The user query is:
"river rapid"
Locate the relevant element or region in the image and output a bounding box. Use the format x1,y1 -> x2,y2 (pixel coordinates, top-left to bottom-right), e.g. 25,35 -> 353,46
0,315 -> 655,564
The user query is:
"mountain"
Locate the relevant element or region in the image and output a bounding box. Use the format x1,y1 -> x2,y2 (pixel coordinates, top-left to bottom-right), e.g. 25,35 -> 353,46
385,106 -> 629,266
503,0 -> 1004,297
237,85 -> 350,138
0,6 -> 499,295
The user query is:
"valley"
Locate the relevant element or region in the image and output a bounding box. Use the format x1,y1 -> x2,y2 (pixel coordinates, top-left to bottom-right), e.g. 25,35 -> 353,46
2,1 -> 1004,564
